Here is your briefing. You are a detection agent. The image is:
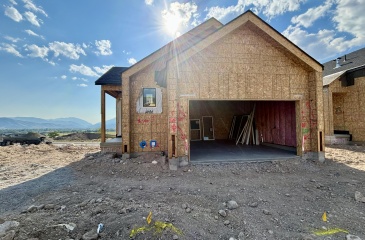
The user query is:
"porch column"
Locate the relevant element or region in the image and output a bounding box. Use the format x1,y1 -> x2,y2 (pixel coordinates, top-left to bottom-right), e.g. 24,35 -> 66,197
101,87 -> 106,143
116,93 -> 122,137
121,75 -> 131,154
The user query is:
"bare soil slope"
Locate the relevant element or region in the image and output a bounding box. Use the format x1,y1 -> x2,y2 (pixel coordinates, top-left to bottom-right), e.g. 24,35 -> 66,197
0,144 -> 364,239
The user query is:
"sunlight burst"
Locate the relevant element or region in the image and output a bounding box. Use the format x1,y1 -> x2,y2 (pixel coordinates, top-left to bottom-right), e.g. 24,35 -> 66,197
163,12 -> 182,37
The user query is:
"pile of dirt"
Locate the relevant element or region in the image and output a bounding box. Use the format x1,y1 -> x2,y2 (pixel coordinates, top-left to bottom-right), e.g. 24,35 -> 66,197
0,144 -> 364,239
55,132 -> 101,141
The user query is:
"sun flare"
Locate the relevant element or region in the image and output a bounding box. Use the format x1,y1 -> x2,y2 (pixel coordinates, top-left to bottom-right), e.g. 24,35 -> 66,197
163,12 -> 182,37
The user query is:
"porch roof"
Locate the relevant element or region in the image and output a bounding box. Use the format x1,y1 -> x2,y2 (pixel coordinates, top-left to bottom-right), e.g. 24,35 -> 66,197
95,67 -> 129,86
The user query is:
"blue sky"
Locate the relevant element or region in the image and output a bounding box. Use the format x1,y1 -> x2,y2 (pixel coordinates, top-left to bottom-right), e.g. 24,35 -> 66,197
1,0 -> 364,124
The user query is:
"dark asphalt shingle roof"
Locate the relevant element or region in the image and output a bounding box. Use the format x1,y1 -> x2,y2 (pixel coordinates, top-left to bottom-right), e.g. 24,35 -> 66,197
322,47 -> 365,76
95,67 -> 129,86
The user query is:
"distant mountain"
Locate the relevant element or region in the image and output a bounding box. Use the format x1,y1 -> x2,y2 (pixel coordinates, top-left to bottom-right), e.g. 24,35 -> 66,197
93,118 -> 116,129
0,117 -> 96,130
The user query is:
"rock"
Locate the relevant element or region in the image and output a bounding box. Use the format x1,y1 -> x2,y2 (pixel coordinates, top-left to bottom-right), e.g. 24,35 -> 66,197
54,223 -> 76,233
181,204 -> 188,209
227,200 -> 239,210
346,234 -> 362,240
82,230 -> 99,240
263,209 -> 271,215
214,216 -> 218,220
44,204 -> 55,210
173,235 -> 179,240
354,191 -> 365,203
229,238 -> 237,240
248,202 -> 258,208
268,230 -> 273,234
27,205 -> 38,213
139,186 -> 143,190
238,232 -> 245,240
152,160 -> 158,164
1,230 -> 16,240
224,220 -> 230,225
79,200 -> 89,207
218,209 -> 227,217
36,204 -> 45,210
0,219 -> 4,225
185,208 -> 192,213
0,221 -> 19,236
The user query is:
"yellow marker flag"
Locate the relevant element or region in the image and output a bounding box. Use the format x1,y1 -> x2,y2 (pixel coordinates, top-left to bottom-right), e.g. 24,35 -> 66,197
322,211 -> 327,222
147,211 -> 152,225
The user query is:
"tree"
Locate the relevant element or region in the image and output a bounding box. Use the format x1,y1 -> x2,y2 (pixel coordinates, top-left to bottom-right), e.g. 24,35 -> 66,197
48,131 -> 59,139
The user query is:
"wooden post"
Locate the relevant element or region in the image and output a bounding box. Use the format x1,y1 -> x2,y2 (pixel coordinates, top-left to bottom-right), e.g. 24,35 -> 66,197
101,87 -> 106,143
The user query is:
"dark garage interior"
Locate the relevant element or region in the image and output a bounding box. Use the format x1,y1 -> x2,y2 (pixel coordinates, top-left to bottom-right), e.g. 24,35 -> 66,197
188,100 -> 298,163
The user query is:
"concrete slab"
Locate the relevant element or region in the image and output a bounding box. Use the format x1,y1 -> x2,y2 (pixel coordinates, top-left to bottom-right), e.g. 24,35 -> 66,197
190,140 -> 298,163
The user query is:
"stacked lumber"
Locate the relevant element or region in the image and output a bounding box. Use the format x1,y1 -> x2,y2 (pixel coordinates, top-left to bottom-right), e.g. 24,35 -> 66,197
236,104 -> 256,145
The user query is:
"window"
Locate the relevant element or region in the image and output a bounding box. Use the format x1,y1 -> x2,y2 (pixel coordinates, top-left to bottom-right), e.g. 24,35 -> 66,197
143,88 -> 156,107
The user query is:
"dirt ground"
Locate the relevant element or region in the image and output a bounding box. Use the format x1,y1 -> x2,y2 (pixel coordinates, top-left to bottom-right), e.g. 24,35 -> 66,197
0,143 -> 364,240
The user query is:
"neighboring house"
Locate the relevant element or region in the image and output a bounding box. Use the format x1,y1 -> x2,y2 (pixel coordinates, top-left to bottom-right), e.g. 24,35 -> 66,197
323,47 -> 365,144
95,10 -> 325,162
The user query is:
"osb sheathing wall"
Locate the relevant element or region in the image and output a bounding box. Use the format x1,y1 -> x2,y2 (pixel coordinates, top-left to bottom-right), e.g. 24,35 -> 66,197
124,63 -> 169,153
324,76 -> 365,141
167,24 -> 324,158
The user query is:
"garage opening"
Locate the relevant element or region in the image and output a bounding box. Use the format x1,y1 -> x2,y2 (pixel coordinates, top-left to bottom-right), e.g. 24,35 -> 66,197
189,100 -> 298,163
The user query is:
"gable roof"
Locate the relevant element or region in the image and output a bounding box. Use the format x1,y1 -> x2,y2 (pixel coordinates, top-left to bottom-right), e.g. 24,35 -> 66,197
122,18 -> 223,78
322,47 -> 365,86
176,10 -> 322,72
95,67 -> 129,86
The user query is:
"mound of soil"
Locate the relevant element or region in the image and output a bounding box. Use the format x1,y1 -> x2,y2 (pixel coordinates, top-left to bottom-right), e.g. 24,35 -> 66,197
55,132 -> 101,141
0,144 -> 364,239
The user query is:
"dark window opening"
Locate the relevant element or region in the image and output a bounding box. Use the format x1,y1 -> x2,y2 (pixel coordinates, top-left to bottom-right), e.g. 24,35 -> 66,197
143,88 -> 156,107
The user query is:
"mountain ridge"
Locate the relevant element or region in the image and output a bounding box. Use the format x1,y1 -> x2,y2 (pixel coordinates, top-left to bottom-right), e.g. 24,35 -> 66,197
0,117 -> 116,130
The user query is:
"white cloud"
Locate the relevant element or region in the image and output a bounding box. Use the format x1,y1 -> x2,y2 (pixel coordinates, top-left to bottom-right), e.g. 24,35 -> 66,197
5,6 -> 23,22
23,0 -> 48,17
24,11 -> 42,27
0,43 -> 23,57
49,41 -> 86,60
25,44 -> 49,59
205,0 -> 305,21
48,61 -> 55,66
128,58 -> 137,65
24,29 -> 44,39
61,75 -> 67,79
93,65 -> 114,74
283,0 -> 365,61
4,36 -> 21,43
77,83 -> 88,87
291,0 -> 333,28
122,50 -> 131,55
162,1 -> 200,30
94,40 -> 112,56
334,0 -> 365,39
72,77 -> 88,82
9,0 -> 17,5
69,64 -> 99,77
145,0 -> 153,5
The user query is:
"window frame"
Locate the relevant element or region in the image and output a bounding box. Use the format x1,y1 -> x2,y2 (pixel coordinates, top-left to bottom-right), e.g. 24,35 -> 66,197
143,88 -> 157,108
